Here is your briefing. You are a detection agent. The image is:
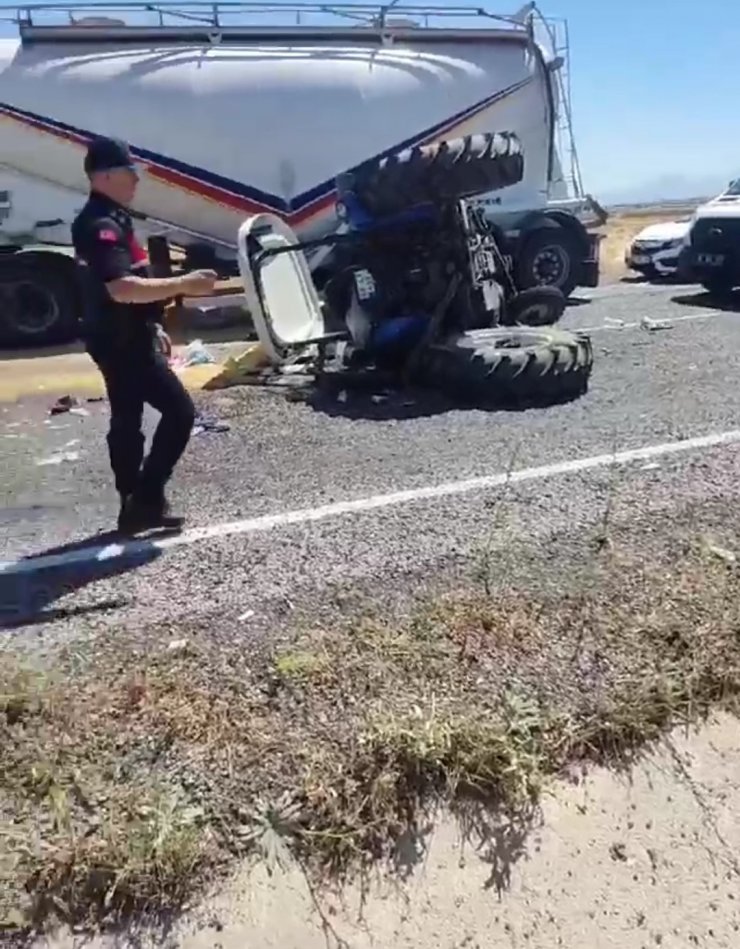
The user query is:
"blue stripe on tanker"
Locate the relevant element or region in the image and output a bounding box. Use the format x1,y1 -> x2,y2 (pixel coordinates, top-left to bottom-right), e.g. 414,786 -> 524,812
0,77 -> 530,220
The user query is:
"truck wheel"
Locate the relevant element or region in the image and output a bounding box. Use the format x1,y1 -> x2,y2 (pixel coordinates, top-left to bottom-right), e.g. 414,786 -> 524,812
415,326 -> 593,405
349,133 -> 523,217
505,286 -> 566,326
515,227 -> 580,298
0,257 -> 80,348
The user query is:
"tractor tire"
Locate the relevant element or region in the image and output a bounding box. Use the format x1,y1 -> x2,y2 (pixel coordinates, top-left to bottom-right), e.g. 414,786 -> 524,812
349,133 -> 523,217
515,227 -> 581,298
0,256 -> 80,348
505,286 -> 566,326
415,326 -> 593,406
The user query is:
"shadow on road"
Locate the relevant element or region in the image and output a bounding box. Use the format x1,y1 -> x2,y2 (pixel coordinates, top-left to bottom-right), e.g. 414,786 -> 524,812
672,290 -> 740,312
0,528 -> 175,629
296,375 -> 585,422
620,274 -> 686,287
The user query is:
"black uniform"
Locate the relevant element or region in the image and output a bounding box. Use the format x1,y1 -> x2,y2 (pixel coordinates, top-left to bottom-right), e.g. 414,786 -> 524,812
72,167 -> 195,507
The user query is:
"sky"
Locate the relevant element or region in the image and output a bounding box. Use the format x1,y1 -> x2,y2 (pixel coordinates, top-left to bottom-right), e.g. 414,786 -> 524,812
542,0 -> 740,202
1,0 -> 738,203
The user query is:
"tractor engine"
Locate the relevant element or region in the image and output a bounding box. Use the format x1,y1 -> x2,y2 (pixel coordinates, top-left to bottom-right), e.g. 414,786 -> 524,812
322,200 -> 505,362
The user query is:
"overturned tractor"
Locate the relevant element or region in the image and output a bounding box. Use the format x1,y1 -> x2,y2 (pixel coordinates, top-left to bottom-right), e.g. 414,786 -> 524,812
238,132 -> 594,405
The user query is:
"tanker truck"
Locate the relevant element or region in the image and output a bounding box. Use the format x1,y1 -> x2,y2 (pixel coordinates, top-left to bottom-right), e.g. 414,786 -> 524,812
0,1 -> 604,348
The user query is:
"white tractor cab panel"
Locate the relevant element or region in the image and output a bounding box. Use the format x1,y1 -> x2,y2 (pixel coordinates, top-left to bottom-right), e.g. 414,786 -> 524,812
237,214 -> 330,365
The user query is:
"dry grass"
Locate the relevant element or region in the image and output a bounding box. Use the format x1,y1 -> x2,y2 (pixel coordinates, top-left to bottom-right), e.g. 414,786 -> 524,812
2,532 -> 740,938
596,205 -> 698,283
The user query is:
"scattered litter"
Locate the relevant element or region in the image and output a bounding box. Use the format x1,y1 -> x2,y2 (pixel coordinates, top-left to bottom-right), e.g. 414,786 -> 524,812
49,394 -> 82,416
36,451 -> 81,467
640,316 -> 673,332
238,609 -> 255,622
604,317 -> 625,327
202,342 -> 270,390
70,406 -> 90,417
87,396 -> 105,403
61,438 -> 81,449
6,422 -> 20,429
192,412 -> 230,435
166,638 -> 190,655
640,462 -> 660,471
182,339 -> 216,367
44,422 -> 71,430
701,538 -> 737,566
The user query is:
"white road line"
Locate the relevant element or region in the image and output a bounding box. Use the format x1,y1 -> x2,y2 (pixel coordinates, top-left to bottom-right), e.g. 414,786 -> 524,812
3,428 -> 740,577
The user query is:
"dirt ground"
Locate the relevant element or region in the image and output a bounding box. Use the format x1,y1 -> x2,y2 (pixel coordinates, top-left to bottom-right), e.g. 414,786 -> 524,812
597,206 -> 697,283
37,714 -> 740,949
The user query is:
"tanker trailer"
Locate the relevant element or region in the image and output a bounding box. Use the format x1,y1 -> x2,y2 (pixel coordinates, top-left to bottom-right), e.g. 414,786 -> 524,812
0,1 -> 601,347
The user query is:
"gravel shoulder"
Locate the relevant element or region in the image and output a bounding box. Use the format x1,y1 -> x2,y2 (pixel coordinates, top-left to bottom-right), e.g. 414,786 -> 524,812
3,283 -> 740,945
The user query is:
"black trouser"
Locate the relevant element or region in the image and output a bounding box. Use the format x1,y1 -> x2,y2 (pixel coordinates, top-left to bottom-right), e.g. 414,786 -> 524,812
90,347 -> 196,502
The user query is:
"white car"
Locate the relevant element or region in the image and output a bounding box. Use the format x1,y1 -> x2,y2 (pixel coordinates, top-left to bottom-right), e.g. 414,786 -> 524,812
624,219 -> 692,278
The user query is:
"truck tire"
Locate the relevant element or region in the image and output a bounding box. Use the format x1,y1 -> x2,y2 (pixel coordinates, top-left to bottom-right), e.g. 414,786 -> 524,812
0,256 -> 80,348
415,326 -> 593,405
515,227 -> 580,298
349,133 -> 523,217
505,286 -> 566,326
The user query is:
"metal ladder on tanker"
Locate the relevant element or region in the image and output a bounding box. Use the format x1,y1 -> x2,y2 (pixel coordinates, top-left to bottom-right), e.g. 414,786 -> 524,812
4,1 -> 558,44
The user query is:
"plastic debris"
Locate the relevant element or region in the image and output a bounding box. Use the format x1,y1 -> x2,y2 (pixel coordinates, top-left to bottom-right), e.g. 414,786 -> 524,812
166,638 -> 190,654
70,406 -> 90,417
49,394 -> 82,415
203,342 -> 270,390
700,537 -> 737,566
238,609 -> 255,622
640,316 -> 673,332
192,412 -> 230,435
182,339 -> 216,367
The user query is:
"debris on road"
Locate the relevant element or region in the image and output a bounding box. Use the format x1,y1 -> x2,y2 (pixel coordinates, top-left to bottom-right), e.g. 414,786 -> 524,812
700,537 -> 737,566
203,342 -> 270,390
49,394 -> 82,416
182,339 -> 216,367
166,637 -> 191,655
192,411 -> 231,435
640,316 -> 673,332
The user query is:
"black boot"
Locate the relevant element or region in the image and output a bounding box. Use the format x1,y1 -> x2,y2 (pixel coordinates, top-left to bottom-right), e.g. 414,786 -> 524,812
117,493 -> 132,533
118,493 -> 185,535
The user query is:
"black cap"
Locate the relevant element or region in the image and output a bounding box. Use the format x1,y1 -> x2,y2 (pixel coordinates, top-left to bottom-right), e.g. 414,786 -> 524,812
84,136 -> 136,175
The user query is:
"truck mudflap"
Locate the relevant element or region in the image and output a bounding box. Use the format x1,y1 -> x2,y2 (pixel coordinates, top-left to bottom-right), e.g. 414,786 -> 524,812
580,232 -> 602,288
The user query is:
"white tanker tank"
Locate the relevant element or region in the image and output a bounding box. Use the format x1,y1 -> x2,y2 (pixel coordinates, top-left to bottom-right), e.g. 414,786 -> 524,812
0,1 -> 604,347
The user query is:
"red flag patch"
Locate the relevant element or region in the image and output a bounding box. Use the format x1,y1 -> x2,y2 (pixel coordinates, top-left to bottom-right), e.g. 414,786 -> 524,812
97,228 -> 118,243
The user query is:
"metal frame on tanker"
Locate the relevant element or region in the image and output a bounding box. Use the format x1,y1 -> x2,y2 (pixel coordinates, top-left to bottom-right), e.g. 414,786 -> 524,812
0,1 -> 605,348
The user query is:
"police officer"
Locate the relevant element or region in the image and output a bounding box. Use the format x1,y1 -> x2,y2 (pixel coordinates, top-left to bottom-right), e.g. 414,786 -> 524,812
72,137 -> 217,534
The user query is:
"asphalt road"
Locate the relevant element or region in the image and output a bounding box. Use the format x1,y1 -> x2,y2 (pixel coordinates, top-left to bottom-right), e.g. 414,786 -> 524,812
3,280 -> 740,644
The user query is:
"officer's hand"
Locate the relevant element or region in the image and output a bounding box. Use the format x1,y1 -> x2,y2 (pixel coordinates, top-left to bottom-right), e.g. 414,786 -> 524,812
180,269 -> 218,296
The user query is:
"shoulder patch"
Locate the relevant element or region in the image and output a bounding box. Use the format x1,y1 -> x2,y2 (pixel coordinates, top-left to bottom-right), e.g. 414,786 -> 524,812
97,228 -> 119,243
